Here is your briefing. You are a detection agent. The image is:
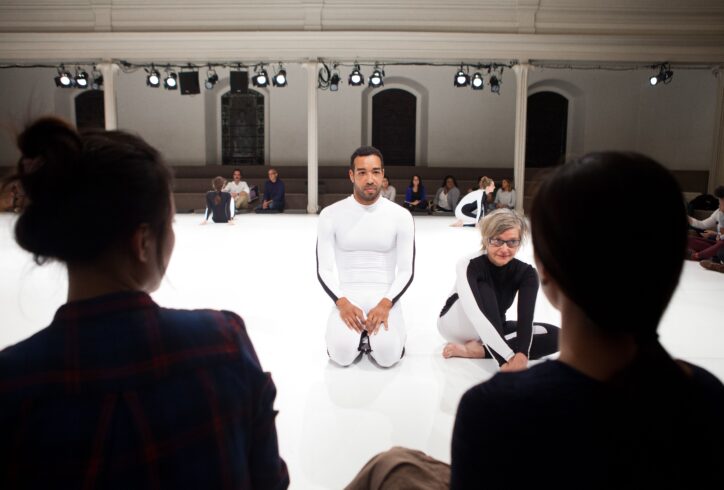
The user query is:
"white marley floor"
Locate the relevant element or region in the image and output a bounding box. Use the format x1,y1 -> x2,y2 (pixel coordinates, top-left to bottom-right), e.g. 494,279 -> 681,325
1,212 -> 723,489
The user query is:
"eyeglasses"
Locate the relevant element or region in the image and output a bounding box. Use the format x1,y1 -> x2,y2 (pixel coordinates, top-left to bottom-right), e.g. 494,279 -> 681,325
489,237 -> 520,248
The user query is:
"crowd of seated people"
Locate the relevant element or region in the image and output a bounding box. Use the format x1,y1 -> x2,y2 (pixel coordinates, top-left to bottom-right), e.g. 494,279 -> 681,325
687,185 -> 724,273
2,119 -> 722,489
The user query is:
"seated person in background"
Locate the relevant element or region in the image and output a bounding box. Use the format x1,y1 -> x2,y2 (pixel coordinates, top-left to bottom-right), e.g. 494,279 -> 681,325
438,209 -> 559,369
404,174 -> 428,212
223,168 -> 250,212
202,176 -> 233,224
451,152 -> 724,488
493,178 -> 516,209
687,184 -> 724,261
256,167 -> 285,213
451,177 -> 495,227
380,176 -> 396,202
0,117 -> 289,489
433,175 -> 461,212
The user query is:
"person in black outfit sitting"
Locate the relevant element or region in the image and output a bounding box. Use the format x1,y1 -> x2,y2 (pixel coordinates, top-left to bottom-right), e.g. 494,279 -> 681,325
451,152 -> 724,488
202,176 -> 233,224
437,208 -> 559,370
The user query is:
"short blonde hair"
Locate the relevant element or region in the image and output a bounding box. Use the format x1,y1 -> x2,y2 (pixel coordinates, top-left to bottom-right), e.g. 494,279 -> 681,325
480,208 -> 528,251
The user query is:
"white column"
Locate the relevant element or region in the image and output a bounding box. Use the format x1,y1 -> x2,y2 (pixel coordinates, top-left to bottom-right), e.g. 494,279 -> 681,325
710,66 -> 724,193
99,62 -> 119,130
512,63 -> 529,213
303,61 -> 320,214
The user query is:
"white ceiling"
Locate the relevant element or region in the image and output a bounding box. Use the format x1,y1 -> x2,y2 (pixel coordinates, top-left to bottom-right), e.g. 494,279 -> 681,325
0,1 -> 722,64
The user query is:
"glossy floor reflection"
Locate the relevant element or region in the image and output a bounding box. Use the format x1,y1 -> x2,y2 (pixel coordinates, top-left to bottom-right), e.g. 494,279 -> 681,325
1,213 -> 722,489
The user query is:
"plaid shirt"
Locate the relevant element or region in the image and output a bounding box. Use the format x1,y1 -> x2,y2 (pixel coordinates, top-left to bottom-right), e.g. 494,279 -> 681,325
0,291 -> 289,489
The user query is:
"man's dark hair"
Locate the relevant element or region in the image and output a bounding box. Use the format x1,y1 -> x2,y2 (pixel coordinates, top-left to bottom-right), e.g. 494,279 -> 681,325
350,146 -> 384,169
714,185 -> 724,199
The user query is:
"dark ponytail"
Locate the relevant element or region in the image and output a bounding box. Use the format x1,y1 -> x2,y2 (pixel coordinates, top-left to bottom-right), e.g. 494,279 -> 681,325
3,116 -> 173,265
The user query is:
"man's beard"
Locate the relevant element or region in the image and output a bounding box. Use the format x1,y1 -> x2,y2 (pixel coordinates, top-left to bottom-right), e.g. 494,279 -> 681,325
354,182 -> 381,202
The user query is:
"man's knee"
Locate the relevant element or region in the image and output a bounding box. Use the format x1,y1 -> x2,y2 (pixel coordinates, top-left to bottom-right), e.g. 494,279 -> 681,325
327,341 -> 360,367
369,338 -> 404,367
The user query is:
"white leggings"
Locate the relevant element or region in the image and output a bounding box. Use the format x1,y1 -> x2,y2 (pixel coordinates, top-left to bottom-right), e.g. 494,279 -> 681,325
326,287 -> 407,368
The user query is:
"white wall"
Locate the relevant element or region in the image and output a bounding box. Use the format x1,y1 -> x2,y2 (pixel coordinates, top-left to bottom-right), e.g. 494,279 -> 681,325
0,64 -> 718,171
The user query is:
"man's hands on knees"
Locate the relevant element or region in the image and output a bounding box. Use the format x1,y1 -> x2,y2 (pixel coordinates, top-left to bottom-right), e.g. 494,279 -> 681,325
366,298 -> 392,336
336,297 -> 365,333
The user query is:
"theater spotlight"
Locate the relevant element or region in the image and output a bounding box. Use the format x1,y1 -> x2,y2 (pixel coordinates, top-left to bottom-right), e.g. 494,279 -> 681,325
90,67 -> 103,90
146,66 -> 160,87
489,74 -> 501,94
54,66 -> 73,88
252,66 -> 269,87
330,72 -> 341,92
205,68 -> 218,90
471,72 -> 484,90
74,68 -> 89,89
164,70 -> 178,90
649,64 -> 673,86
454,65 -> 470,87
348,64 -> 364,86
369,67 -> 384,88
273,66 -> 287,87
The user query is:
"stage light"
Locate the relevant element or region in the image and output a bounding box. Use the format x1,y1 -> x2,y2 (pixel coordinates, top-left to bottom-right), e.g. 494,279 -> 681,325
252,66 -> 269,87
489,75 -> 501,94
90,67 -> 103,90
649,64 -> 673,86
471,72 -> 484,90
146,66 -> 160,87
54,66 -> 73,88
205,68 -> 218,90
164,70 -> 178,90
273,66 -> 287,87
349,64 -> 364,86
330,72 -> 340,92
74,68 -> 89,89
454,65 -> 469,87
369,66 -> 384,88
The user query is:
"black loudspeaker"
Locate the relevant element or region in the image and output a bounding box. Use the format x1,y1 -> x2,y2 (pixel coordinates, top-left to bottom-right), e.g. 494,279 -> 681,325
230,71 -> 249,93
179,72 -> 200,95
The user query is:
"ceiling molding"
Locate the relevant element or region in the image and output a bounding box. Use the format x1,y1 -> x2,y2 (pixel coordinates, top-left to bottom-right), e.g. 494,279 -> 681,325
1,31 -> 723,64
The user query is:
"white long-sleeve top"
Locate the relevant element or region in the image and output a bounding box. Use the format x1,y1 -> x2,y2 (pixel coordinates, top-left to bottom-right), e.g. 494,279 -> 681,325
455,189 -> 487,224
223,180 -> 250,195
317,195 -> 415,304
690,209 -> 723,239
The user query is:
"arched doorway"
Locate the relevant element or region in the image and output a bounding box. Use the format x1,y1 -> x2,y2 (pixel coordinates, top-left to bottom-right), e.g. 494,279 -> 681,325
526,92 -> 568,167
75,90 -> 104,130
372,88 -> 416,165
221,89 -> 265,165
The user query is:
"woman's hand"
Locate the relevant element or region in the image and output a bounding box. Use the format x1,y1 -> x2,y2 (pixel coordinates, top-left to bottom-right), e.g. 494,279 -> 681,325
501,352 -> 529,372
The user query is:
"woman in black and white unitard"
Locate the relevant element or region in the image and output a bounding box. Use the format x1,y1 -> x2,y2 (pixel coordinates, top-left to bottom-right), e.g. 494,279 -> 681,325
438,209 -> 559,370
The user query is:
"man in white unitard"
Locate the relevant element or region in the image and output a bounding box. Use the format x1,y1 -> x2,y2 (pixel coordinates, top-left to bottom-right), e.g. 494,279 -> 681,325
317,146 -> 415,367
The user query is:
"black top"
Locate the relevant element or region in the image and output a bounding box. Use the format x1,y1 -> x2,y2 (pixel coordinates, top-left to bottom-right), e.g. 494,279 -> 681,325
451,354 -> 724,489
205,191 -> 231,223
467,255 -> 538,359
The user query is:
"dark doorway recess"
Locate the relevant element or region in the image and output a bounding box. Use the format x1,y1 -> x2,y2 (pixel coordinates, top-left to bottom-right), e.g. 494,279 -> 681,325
75,90 -> 105,130
372,89 -> 416,165
526,92 -> 568,168
221,90 -> 265,165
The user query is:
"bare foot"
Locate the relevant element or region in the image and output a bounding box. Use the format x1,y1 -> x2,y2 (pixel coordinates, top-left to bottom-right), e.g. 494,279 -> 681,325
442,340 -> 486,359
450,219 -> 464,227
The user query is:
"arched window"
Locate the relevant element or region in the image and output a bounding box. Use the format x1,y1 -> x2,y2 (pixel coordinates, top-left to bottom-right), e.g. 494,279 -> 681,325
221,89 -> 265,165
75,90 -> 104,130
372,88 -> 416,165
526,91 -> 568,167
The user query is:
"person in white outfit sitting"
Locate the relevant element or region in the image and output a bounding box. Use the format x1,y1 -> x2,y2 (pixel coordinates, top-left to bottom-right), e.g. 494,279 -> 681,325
316,146 -> 415,368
